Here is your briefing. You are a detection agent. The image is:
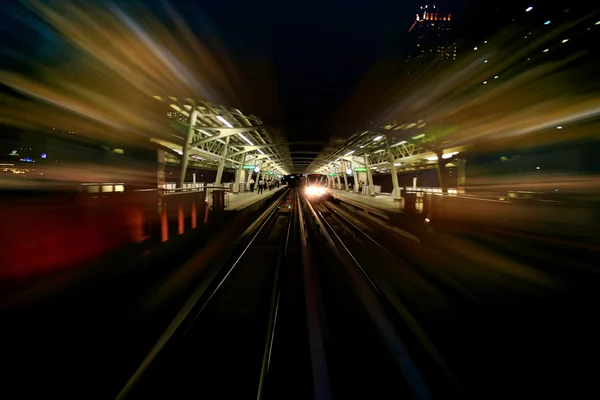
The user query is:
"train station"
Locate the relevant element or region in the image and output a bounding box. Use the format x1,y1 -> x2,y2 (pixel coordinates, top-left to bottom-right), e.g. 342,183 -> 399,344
1,1 -> 599,400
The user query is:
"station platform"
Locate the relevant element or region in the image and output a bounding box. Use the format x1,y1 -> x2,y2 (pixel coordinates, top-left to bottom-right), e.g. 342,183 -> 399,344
327,189 -> 403,219
226,185 -> 287,212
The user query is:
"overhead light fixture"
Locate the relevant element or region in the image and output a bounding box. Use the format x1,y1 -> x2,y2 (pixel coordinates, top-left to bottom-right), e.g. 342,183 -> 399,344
237,132 -> 254,145
345,150 -> 355,156
258,149 -> 264,154
426,156 -> 439,161
373,136 -> 383,141
394,163 -> 402,166
335,158 -> 340,162
216,115 -> 233,128
526,6 -> 533,12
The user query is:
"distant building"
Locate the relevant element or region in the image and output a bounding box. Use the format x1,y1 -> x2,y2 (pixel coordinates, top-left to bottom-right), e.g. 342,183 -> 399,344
167,110 -> 187,123
408,4 -> 456,60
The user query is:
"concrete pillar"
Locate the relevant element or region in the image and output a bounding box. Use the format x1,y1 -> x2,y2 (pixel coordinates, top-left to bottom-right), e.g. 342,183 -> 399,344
335,171 -> 341,190
352,166 -> 359,193
364,154 -> 375,196
234,153 -> 246,193
342,161 -> 349,191
246,170 -> 252,189
215,136 -> 229,186
179,109 -> 198,188
388,152 -> 401,201
436,153 -> 445,193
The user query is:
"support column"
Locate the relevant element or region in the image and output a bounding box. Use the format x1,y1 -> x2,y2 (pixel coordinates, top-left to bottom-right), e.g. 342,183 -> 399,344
436,153 -> 445,193
246,165 -> 254,190
342,161 -> 349,191
215,136 -> 229,186
352,165 -> 359,193
388,152 -> 401,201
234,153 -> 246,193
335,170 -> 341,190
364,154 -> 375,196
179,109 -> 198,188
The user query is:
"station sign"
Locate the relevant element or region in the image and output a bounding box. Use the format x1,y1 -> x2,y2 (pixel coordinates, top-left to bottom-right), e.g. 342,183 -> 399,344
354,167 -> 367,172
242,165 -> 255,170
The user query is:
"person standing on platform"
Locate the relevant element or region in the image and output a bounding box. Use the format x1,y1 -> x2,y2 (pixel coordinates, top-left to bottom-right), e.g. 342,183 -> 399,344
250,178 -> 255,192
258,177 -> 263,194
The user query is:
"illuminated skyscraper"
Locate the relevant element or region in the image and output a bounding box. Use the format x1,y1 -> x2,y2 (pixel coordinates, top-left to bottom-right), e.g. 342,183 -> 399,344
409,4 -> 456,60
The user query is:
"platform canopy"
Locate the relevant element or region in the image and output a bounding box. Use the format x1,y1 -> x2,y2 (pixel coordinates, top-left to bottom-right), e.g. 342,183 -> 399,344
151,96 -> 292,180
306,119 -> 466,175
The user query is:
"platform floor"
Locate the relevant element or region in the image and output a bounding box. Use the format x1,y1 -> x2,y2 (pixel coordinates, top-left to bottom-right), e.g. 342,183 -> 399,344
226,185 -> 287,211
328,189 -> 404,214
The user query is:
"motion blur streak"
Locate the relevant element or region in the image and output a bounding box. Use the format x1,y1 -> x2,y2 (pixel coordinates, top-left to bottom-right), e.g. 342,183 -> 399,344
361,15 -> 600,151
1,0 -> 241,144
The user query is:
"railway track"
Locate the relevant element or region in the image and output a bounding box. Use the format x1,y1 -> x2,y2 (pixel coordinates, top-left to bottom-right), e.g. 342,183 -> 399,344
117,189 -> 318,400
316,196 -> 600,399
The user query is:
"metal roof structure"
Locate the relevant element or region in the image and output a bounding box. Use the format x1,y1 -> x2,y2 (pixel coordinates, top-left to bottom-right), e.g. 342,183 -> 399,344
150,97 -> 292,184
306,120 -> 465,175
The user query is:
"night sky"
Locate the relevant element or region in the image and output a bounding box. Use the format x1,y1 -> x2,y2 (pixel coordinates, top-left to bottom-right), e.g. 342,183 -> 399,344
177,0 -> 468,143
0,0 -> 471,146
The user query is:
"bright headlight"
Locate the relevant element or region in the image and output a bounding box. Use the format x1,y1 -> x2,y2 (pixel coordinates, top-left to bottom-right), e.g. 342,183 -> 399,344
317,187 -> 326,195
306,187 -> 316,195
